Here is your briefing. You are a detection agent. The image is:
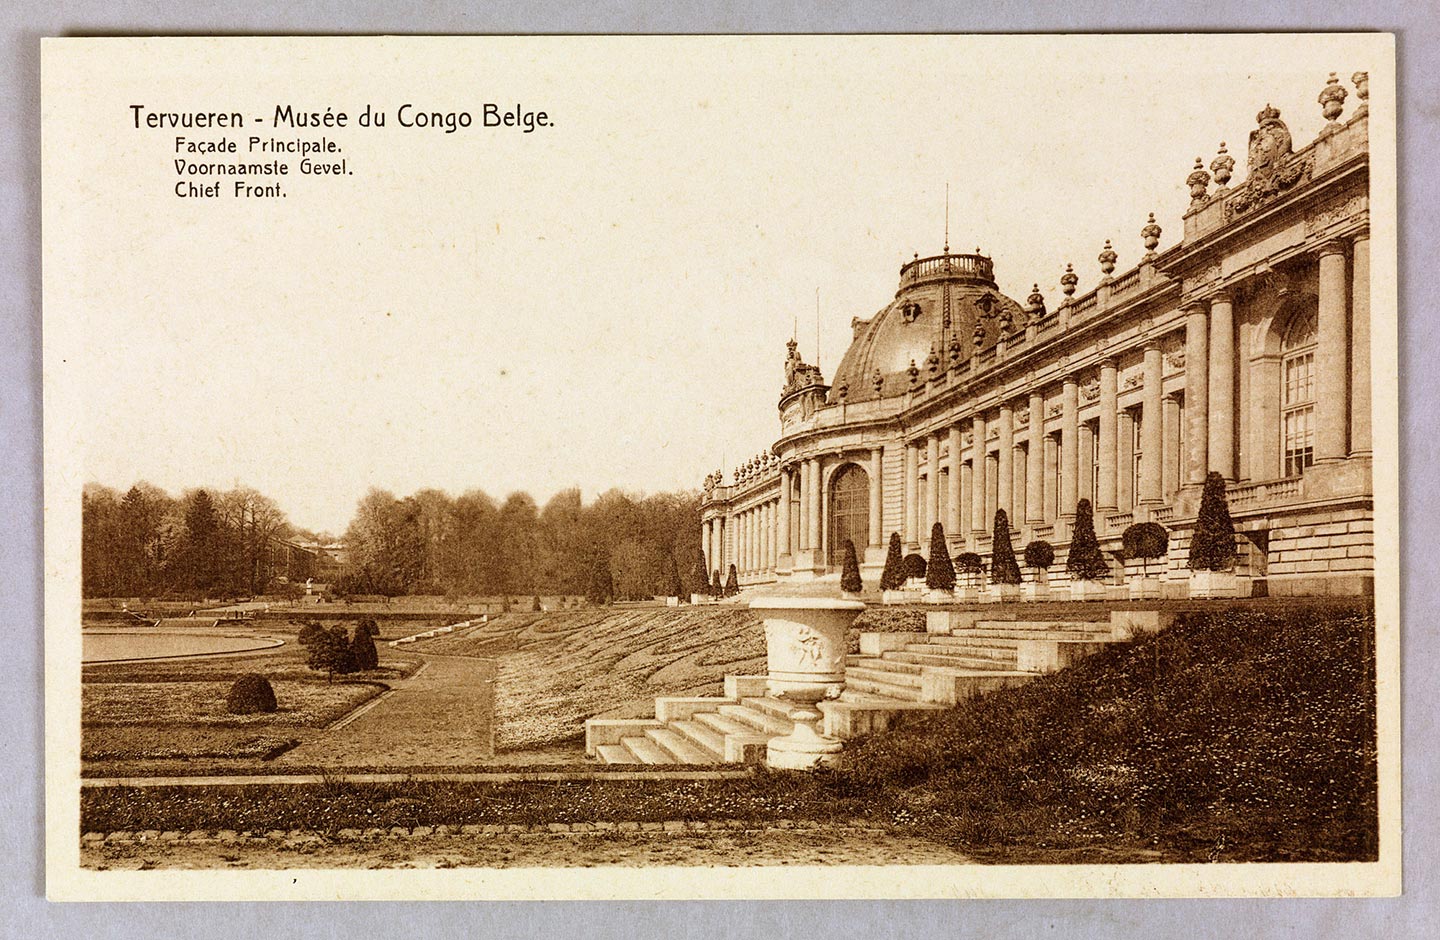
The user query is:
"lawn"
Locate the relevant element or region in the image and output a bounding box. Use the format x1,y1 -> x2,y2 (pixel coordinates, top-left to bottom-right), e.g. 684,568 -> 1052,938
83,681 -> 381,727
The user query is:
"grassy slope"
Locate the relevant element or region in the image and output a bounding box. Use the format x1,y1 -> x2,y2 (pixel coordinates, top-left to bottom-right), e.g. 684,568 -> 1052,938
832,605 -> 1378,863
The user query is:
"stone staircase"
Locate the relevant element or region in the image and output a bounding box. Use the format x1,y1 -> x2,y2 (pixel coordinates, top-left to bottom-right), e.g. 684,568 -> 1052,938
584,609 -> 1172,766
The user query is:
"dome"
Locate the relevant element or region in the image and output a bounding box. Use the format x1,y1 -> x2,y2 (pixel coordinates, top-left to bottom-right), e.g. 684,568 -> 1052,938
828,251 -> 1027,403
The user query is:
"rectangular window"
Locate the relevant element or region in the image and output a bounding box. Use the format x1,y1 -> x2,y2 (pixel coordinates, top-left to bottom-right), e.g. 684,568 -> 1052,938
1283,406 -> 1314,477
1131,407 -> 1144,503
1283,352 -> 1314,406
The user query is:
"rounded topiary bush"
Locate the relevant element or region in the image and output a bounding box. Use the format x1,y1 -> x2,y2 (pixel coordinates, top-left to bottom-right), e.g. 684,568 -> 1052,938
1024,539 -> 1055,572
225,673 -> 278,715
903,553 -> 927,582
954,552 -> 985,588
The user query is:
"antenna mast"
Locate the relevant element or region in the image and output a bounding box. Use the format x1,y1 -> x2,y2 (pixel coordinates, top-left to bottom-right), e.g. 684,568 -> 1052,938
944,182 -> 950,253
815,287 -> 821,368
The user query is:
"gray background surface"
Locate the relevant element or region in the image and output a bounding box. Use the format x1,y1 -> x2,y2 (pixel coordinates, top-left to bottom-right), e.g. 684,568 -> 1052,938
3,2 -> 1435,936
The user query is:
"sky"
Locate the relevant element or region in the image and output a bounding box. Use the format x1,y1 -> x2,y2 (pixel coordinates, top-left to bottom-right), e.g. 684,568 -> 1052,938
45,34 -> 1383,534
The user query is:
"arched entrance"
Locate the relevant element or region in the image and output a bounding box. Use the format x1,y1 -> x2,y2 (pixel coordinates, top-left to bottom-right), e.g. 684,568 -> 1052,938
828,463 -> 869,567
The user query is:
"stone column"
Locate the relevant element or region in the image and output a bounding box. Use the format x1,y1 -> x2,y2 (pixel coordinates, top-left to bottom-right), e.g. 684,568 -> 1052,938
1208,290 -> 1236,480
1316,242 -> 1350,462
741,510 -> 750,573
766,501 -> 775,571
904,441 -> 919,547
946,426 -> 963,536
1061,375 -> 1078,519
796,461 -> 810,552
971,414 -> 988,536
1184,301 -> 1210,485
926,434 -> 941,537
1027,390 -> 1045,525
1141,344 -> 1164,504
1163,393 -> 1182,500
1350,231 -> 1371,457
1043,434 -> 1059,520
868,447 -> 884,548
985,452 -> 999,528
1098,358 -> 1118,511
1077,422 -> 1095,505
1013,443 -> 1027,528
777,468 -> 792,559
1117,409 -> 1135,511
703,519 -> 713,573
959,460 -> 972,542
998,401 -> 1014,516
718,517 -> 726,572
807,457 -> 823,554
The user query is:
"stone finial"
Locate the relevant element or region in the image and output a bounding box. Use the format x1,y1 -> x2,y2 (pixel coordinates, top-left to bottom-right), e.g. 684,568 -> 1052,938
1060,263 -> 1078,298
972,320 -> 986,347
1098,239 -> 1117,279
1319,72 -> 1348,123
948,335 -> 962,364
1141,212 -> 1162,259
1210,143 -> 1234,188
907,359 -> 920,388
836,382 -> 848,401
1186,157 -> 1211,203
872,368 -> 884,394
925,343 -> 940,375
1353,71 -> 1369,116
1026,283 -> 1046,313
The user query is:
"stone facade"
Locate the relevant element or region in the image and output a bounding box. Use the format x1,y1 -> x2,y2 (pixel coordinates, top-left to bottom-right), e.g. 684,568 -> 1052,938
701,73 -> 1374,598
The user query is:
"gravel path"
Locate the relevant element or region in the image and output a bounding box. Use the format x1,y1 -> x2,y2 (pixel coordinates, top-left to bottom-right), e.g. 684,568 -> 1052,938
274,653 -> 497,767
82,823 -> 974,869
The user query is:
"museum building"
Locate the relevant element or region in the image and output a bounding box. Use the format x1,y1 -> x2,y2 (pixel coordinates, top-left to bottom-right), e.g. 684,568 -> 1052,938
699,73 -> 1375,598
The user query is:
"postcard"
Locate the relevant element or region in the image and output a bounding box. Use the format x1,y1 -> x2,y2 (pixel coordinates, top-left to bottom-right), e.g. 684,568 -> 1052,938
42,33 -> 1399,900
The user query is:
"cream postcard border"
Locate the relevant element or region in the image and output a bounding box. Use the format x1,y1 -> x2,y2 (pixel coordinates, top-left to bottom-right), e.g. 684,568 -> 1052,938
41,33 -> 1401,901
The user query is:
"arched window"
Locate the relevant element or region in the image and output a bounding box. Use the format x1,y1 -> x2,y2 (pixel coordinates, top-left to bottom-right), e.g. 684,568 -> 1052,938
1281,307 -> 1318,477
828,463 -> 870,567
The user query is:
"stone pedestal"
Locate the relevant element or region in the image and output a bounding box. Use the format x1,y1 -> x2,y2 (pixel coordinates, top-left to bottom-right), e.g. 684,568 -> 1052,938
1070,579 -> 1109,601
1128,578 -> 1162,600
1188,569 -> 1240,599
751,597 -> 866,770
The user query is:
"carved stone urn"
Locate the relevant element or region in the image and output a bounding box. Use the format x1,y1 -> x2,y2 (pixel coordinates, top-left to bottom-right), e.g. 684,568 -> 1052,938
750,596 -> 866,770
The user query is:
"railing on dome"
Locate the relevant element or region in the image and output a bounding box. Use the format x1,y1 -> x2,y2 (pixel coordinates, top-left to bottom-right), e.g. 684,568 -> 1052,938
898,252 -> 995,286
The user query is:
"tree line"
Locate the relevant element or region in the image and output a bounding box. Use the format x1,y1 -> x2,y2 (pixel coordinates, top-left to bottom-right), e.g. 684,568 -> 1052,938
337,486 -> 702,602
82,481 -> 704,603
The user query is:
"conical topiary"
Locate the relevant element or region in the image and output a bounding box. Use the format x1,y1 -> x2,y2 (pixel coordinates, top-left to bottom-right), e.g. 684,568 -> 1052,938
925,522 -> 956,590
1066,498 -> 1110,582
990,509 -> 1023,584
711,569 -> 723,599
879,532 -> 906,591
724,564 -> 740,597
840,539 -> 864,595
1188,471 -> 1237,571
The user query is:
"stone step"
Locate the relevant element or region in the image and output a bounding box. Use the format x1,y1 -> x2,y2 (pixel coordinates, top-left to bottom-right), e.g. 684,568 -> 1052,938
845,655 -> 924,674
846,664 -> 923,688
925,635 -> 1025,650
719,702 -> 794,736
974,619 -> 1106,631
595,743 -> 634,764
694,711 -> 761,738
646,727 -> 721,764
887,650 -> 1017,671
905,641 -> 1015,660
742,696 -> 802,721
843,673 -> 924,702
618,735 -> 674,764
961,627 -> 1115,641
670,719 -> 727,756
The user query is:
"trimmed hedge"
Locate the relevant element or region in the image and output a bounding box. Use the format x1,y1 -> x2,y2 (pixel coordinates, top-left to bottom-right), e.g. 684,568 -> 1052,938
925,523 -> 956,591
224,674 -> 277,715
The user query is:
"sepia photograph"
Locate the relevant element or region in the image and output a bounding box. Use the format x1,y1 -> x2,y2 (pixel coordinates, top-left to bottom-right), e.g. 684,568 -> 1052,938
40,33 -> 1399,900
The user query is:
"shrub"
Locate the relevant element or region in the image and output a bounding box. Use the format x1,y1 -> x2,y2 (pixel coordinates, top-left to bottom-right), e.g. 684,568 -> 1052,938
990,509 -> 1022,584
925,523 -> 956,591
358,617 -> 380,637
840,540 -> 864,594
1122,522 -> 1170,579
711,569 -> 723,599
953,552 -> 985,589
350,626 -> 379,671
305,626 -> 357,682
724,564 -> 740,597
1066,498 -> 1110,582
532,594 -> 543,612
296,621 -> 326,647
879,532 -> 906,591
902,553 -> 927,582
691,549 -> 710,598
225,673 -> 278,715
1188,471 -> 1237,571
1023,539 -> 1055,574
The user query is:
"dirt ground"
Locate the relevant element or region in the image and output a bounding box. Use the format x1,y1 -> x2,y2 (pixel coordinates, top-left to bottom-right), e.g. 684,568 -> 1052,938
83,826 -> 973,870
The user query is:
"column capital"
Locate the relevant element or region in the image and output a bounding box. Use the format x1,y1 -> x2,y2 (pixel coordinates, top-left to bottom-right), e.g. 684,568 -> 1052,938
1182,297 -> 1210,315
1142,338 -> 1165,354
1314,237 -> 1350,259
1206,286 -> 1234,304
1351,225 -> 1371,244
1098,355 -> 1118,371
